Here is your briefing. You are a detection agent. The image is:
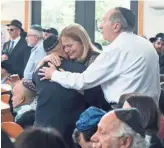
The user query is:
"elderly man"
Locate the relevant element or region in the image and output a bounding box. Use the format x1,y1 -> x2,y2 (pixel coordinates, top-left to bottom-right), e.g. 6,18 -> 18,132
39,7 -> 160,105
91,108 -> 150,148
24,24 -> 46,80
72,107 -> 106,148
2,20 -> 28,78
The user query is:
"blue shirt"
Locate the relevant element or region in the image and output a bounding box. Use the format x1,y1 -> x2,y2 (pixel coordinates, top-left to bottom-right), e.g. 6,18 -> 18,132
24,41 -> 46,80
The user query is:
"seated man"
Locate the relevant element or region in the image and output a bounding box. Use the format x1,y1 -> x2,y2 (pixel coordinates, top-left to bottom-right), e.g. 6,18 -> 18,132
11,81 -> 36,128
72,106 -> 106,148
91,108 -> 150,148
24,24 -> 46,81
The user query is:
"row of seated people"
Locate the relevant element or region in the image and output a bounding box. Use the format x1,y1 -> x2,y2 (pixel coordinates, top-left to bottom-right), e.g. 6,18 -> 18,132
2,93 -> 164,148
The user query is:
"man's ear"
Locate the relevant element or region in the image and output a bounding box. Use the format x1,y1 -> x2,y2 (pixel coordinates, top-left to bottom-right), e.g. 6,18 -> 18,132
120,136 -> 132,148
113,23 -> 121,33
20,95 -> 25,105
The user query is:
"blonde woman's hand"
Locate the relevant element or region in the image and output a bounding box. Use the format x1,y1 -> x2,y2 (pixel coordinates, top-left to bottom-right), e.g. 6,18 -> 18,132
37,53 -> 62,69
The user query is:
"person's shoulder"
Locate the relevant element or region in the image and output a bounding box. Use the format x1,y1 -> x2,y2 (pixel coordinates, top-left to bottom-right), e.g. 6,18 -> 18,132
61,59 -> 86,73
19,37 -> 27,43
90,50 -> 100,57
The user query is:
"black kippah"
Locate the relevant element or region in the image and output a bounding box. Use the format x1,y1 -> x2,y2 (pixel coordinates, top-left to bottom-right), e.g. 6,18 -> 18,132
117,7 -> 135,29
115,108 -> 145,137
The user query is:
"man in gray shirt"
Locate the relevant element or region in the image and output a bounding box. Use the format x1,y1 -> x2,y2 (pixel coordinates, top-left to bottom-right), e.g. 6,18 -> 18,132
24,25 -> 46,80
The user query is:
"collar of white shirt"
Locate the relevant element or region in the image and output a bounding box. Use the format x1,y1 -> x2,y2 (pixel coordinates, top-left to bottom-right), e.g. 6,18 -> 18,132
105,32 -> 134,52
10,36 -> 21,48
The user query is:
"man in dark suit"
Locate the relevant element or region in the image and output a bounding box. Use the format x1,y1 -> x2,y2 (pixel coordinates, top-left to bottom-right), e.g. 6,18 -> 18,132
2,20 -> 29,78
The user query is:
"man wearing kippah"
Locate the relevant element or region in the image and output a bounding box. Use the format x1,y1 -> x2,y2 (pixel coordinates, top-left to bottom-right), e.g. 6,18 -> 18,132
43,27 -> 58,40
91,108 -> 150,148
72,107 -> 106,148
39,7 -> 160,105
24,24 -> 46,81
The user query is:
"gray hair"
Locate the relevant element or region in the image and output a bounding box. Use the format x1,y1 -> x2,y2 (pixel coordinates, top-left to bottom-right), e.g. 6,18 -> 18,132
109,7 -> 134,32
113,122 -> 150,148
30,29 -> 43,39
72,128 -> 80,144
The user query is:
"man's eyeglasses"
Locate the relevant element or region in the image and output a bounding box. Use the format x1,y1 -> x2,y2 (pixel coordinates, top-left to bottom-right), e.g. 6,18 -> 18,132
7,28 -> 17,32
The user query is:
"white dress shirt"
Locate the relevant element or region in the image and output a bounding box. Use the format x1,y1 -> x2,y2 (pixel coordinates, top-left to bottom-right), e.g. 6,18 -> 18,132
51,32 -> 161,103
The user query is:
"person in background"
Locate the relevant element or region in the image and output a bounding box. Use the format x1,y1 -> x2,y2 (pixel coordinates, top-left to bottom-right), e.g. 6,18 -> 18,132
43,27 -> 58,40
150,33 -> 164,55
11,81 -> 36,128
116,94 -> 163,148
15,127 -> 67,148
150,33 -> 164,69
38,7 -> 160,106
91,108 -> 150,148
72,106 -> 106,148
24,24 -> 46,81
2,20 -> 29,78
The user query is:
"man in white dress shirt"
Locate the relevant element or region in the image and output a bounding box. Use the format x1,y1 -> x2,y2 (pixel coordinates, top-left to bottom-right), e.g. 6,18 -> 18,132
39,7 -> 160,104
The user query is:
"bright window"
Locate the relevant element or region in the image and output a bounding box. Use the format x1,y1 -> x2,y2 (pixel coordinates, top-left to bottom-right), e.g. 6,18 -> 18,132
41,0 -> 75,33
95,0 -> 130,45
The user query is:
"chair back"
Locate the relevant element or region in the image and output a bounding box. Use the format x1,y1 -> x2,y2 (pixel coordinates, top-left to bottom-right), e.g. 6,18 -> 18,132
1,94 -> 10,104
1,122 -> 24,139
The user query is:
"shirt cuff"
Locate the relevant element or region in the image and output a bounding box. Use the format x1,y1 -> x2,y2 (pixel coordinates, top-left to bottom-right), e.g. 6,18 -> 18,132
51,70 -> 61,82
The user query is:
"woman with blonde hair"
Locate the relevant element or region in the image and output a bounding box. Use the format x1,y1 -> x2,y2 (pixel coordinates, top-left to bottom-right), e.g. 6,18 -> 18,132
39,23 -> 100,67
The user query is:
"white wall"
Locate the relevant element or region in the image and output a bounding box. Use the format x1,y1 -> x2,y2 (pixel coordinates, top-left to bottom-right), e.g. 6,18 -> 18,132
143,0 -> 164,38
1,0 -> 31,41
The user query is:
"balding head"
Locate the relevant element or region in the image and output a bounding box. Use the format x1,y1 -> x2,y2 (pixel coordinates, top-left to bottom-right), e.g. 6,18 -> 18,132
99,7 -> 135,42
12,81 -> 36,108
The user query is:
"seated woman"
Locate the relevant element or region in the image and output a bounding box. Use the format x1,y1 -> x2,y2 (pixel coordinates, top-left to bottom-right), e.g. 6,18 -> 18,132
115,93 -> 164,148
11,81 -> 36,128
38,24 -> 110,111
